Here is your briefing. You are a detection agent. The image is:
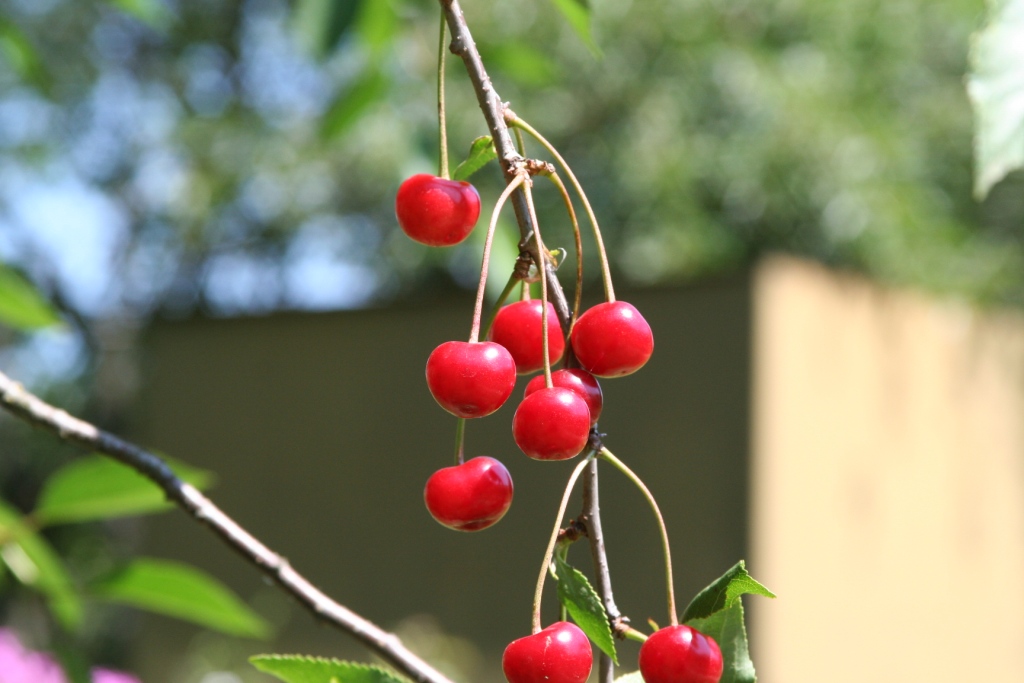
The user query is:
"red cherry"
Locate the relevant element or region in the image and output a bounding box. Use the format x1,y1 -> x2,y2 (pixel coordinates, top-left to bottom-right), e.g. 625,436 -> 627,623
512,387 -> 591,460
488,301 -> 565,374
502,622 -> 593,683
426,341 -> 516,418
525,369 -> 603,425
638,625 -> 723,683
570,301 -> 654,378
396,174 -> 481,246
424,456 -> 514,531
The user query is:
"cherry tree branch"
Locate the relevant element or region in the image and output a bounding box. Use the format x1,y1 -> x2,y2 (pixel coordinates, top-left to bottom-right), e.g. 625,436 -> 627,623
438,5 -> 623,681
0,370 -> 455,683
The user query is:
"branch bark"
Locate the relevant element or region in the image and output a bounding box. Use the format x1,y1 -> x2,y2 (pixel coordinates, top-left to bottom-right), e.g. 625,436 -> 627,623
439,5 -> 623,681
0,371 -> 455,683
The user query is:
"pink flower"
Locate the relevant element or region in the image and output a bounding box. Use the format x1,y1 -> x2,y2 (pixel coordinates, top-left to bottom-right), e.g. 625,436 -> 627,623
0,629 -> 141,683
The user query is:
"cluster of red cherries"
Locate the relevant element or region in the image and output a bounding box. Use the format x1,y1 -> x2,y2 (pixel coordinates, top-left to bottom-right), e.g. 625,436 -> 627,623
396,173 -> 722,683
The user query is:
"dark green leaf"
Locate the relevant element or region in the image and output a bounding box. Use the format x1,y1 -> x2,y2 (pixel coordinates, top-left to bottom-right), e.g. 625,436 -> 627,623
549,0 -> 601,58
680,560 -> 775,623
90,558 -> 270,638
0,264 -> 61,331
34,454 -> 213,526
968,0 -> 1024,197
554,555 -> 617,663
0,20 -> 44,85
321,69 -> 388,140
105,0 -> 174,29
251,655 -> 410,683
453,136 -> 497,182
0,499 -> 82,629
292,0 -> 362,59
686,601 -> 755,683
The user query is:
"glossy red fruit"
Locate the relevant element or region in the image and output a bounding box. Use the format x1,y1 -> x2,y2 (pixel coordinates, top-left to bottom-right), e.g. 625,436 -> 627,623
512,387 -> 591,460
502,622 -> 593,683
638,625 -> 723,683
570,301 -> 654,378
488,301 -> 565,374
424,456 -> 514,531
426,341 -> 516,418
396,174 -> 481,246
525,369 -> 603,425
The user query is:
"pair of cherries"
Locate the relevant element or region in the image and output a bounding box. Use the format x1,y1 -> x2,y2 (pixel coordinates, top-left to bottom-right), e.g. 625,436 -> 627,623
502,621 -> 723,683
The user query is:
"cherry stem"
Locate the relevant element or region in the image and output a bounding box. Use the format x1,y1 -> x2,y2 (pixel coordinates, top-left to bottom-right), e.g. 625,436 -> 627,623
453,418 -> 465,465
532,451 -> 596,633
522,180 -> 553,389
509,115 -> 615,302
541,171 -> 583,325
514,127 -> 527,156
469,173 -> 526,343
437,11 -> 449,179
479,273 -> 519,341
622,627 -> 650,643
599,447 -> 678,626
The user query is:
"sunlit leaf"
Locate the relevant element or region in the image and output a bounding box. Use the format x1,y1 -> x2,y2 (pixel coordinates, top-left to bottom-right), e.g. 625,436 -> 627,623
453,136 -> 497,182
549,0 -> 601,58
686,601 -> 755,683
251,655 -> 410,683
292,0 -> 362,59
34,454 -> 214,526
0,264 -> 61,331
321,69 -> 388,140
90,558 -> 270,638
554,555 -> 617,663
680,560 -> 775,623
968,0 -> 1024,197
0,499 -> 82,629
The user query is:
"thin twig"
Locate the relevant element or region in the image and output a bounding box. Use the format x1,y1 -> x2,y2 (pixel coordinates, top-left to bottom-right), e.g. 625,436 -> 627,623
0,371 -> 455,683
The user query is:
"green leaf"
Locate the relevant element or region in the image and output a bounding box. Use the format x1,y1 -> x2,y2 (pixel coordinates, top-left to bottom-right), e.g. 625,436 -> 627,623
34,454 -> 213,526
0,264 -> 61,331
250,655 -> 410,683
968,0 -> 1024,198
549,0 -> 602,58
90,558 -> 270,638
554,555 -> 617,663
321,69 -> 388,140
105,0 -> 174,29
483,43 -> 561,88
453,136 -> 498,182
292,0 -> 363,59
0,20 -> 44,85
0,499 -> 82,629
686,601 -> 755,683
680,560 -> 775,623
355,0 -> 398,61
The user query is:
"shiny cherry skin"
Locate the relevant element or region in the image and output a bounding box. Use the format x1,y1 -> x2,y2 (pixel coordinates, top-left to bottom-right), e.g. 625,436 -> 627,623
570,301 -> 654,378
512,387 -> 591,460
638,624 -> 723,683
395,174 -> 481,246
488,300 -> 565,374
424,456 -> 514,531
524,369 -> 603,425
502,622 -> 593,683
426,341 -> 516,418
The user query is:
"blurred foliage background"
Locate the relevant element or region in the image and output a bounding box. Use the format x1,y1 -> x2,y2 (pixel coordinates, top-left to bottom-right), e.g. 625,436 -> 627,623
1,0 -> 1023,679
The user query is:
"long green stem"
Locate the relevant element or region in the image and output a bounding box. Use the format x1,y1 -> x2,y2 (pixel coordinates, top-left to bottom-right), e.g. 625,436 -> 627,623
532,452 -> 595,633
470,174 -> 526,343
437,11 -> 449,179
510,116 -> 615,302
522,182 -> 552,389
453,418 -> 465,465
542,171 -> 583,325
599,447 -> 677,625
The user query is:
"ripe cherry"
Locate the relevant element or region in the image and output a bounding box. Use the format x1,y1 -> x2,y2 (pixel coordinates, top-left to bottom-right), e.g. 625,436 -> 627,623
502,622 -> 593,683
424,456 -> 514,531
638,624 -> 723,683
488,300 -> 565,375
426,341 -> 516,418
524,369 -> 603,425
395,174 -> 481,247
570,301 -> 654,378
512,387 -> 591,460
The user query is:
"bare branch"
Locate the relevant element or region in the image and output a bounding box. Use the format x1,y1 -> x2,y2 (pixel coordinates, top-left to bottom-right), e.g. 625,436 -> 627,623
0,370 -> 454,683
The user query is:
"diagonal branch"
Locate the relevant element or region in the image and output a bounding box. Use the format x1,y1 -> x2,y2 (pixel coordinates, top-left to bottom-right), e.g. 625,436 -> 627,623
0,370 -> 454,683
